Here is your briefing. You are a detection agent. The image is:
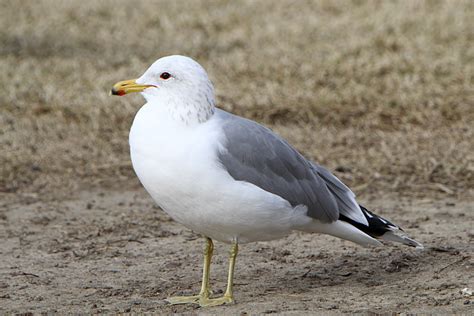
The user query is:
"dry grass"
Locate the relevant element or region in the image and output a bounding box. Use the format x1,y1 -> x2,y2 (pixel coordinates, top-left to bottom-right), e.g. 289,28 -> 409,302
0,0 -> 473,199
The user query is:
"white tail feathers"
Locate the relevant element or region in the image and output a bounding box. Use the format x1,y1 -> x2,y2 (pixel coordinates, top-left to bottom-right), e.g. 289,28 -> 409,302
301,219 -> 423,249
302,220 -> 382,247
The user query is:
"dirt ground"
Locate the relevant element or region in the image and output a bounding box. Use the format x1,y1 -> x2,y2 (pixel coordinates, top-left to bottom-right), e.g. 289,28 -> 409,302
0,188 -> 472,314
1,0 -> 473,314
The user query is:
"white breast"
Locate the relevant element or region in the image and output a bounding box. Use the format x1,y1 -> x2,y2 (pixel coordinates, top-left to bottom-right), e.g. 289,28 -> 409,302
129,103 -> 310,243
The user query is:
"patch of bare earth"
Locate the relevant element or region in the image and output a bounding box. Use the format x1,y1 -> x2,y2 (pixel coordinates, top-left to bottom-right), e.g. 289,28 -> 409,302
0,189 -> 472,314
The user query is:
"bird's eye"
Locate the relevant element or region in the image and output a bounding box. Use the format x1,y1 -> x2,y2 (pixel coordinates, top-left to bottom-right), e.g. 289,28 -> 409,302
160,72 -> 171,80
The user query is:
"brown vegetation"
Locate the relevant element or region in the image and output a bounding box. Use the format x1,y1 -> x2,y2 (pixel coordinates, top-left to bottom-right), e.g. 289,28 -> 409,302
1,0 -> 472,198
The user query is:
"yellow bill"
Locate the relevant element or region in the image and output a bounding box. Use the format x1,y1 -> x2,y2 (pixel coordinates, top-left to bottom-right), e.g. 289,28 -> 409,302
110,79 -> 156,96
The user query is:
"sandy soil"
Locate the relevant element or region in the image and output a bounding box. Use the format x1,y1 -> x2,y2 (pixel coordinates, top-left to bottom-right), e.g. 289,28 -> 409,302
1,189 -> 472,314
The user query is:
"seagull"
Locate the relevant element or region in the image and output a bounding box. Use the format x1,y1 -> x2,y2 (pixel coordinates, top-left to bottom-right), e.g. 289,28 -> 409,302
111,55 -> 422,307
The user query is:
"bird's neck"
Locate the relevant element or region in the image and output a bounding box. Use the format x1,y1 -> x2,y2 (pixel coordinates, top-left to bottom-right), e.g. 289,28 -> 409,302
145,94 -> 215,126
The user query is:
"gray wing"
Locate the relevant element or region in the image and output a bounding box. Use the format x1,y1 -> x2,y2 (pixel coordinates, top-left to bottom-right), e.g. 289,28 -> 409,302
311,164 -> 368,225
216,110 -> 367,225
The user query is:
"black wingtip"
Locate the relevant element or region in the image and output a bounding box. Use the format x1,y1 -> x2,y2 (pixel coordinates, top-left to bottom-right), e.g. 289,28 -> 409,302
340,205 -> 423,248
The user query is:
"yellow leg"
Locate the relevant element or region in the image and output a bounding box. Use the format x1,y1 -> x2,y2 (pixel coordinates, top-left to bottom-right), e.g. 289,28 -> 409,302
165,239 -> 239,307
199,243 -> 238,307
166,237 -> 214,305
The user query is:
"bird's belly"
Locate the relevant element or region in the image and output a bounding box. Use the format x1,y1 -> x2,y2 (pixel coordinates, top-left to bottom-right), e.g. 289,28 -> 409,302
130,142 -> 306,243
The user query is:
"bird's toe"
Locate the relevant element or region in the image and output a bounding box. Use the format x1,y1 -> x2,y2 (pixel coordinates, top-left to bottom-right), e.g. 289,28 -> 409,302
199,295 -> 234,307
165,295 -> 201,305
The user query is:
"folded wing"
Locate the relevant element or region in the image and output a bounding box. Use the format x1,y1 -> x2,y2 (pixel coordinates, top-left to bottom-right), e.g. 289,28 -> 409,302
216,110 -> 368,226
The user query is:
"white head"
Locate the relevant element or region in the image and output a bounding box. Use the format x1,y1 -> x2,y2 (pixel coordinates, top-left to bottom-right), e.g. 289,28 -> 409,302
112,55 -> 215,124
